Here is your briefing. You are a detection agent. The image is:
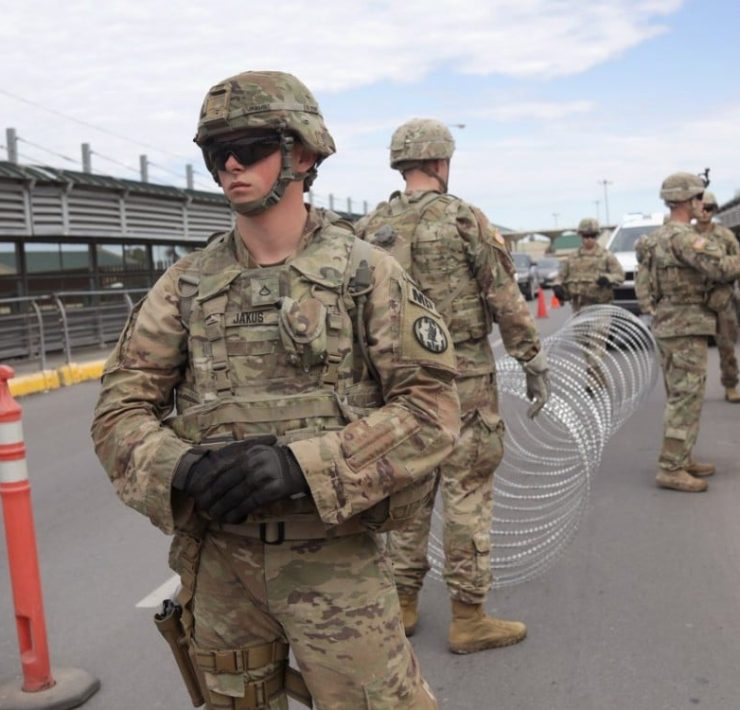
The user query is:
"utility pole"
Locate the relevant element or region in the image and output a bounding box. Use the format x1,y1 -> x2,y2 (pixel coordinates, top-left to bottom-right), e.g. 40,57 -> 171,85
140,155 -> 149,183
598,179 -> 612,226
594,200 -> 600,221
186,164 -> 194,190
81,143 -> 92,173
552,212 -> 559,228
6,128 -> 18,163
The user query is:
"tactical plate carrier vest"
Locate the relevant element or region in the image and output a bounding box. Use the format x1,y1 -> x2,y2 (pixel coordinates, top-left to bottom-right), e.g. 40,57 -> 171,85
362,191 -> 492,347
652,228 -> 709,306
170,219 -> 432,531
564,245 -> 616,305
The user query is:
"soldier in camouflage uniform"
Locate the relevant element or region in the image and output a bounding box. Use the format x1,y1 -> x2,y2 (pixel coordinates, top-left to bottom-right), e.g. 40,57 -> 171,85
355,118 -> 550,654
554,218 -> 625,390
634,172 -> 740,493
91,73 -> 461,709
694,191 -> 740,403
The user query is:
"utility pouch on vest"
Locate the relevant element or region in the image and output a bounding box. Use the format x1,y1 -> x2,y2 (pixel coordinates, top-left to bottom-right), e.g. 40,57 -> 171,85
360,471 -> 436,532
154,599 -> 205,707
706,286 -> 733,313
278,296 -> 328,371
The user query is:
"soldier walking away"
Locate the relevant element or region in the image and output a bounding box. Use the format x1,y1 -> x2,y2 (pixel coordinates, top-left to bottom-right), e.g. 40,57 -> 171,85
554,218 -> 625,391
356,118 -> 550,655
634,172 -> 740,493
91,72 -> 462,709
694,191 -> 740,403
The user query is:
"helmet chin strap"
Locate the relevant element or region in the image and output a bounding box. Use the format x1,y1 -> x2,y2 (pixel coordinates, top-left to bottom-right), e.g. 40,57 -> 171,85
421,164 -> 448,194
225,134 -> 314,216
401,160 -> 448,194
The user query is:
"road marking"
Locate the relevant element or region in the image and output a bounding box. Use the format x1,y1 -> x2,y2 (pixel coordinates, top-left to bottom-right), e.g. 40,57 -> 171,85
136,574 -> 180,608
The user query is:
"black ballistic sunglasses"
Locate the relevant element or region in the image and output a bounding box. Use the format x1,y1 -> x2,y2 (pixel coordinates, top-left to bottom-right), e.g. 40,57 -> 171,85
205,135 -> 282,172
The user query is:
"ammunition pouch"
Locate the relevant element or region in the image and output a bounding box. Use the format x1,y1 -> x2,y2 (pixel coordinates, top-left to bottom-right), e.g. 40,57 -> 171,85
154,599 -> 205,707
192,641 -> 312,709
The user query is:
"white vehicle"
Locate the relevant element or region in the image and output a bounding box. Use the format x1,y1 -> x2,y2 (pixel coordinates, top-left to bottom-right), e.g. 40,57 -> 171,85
606,212 -> 664,314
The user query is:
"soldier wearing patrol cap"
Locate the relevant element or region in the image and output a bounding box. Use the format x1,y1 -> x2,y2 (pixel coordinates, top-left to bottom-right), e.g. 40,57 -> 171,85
356,118 -> 550,654
694,191 -> 740,403
92,72 -> 460,709
554,217 -> 624,391
635,172 -> 740,492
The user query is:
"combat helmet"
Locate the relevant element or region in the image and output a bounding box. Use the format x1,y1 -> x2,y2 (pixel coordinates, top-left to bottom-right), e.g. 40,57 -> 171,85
702,190 -> 718,208
194,70 -> 335,214
390,119 -> 455,169
577,218 -> 600,236
659,172 -> 705,204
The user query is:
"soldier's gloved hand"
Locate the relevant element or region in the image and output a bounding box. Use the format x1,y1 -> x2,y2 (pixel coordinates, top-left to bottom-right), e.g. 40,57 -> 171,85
596,276 -> 611,288
171,436 -> 277,512
552,284 -> 567,302
521,350 -> 550,419
205,445 -> 309,525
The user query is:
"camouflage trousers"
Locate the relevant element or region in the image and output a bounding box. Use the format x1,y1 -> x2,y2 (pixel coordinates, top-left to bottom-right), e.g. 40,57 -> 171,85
387,375 -> 504,605
716,300 -> 738,388
191,531 -> 436,709
656,335 -> 708,471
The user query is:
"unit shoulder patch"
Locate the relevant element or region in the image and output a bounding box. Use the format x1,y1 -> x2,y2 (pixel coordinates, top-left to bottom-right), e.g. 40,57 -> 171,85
413,316 -> 449,353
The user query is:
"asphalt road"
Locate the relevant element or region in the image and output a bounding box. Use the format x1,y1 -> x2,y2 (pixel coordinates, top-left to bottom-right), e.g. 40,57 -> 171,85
1,301 -> 739,710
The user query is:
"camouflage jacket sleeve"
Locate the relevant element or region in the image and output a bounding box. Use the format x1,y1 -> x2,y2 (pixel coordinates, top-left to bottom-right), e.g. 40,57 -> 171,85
605,251 -> 625,286
715,225 -> 739,256
91,259 -> 193,534
634,240 -> 655,315
672,231 -> 740,283
289,249 -> 461,526
558,258 -> 571,297
454,203 -> 540,361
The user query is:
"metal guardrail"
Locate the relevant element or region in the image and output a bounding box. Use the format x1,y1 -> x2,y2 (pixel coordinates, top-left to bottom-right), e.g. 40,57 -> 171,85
0,289 -> 147,368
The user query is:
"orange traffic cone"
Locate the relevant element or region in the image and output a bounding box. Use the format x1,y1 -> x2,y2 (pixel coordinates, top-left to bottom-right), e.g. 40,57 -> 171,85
550,290 -> 561,309
536,287 -> 548,318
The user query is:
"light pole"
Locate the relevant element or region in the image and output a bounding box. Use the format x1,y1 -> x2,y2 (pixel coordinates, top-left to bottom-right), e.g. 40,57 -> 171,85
598,179 -> 612,226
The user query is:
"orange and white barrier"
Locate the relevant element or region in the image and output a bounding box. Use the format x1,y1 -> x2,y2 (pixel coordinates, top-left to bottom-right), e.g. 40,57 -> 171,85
0,364 -> 100,709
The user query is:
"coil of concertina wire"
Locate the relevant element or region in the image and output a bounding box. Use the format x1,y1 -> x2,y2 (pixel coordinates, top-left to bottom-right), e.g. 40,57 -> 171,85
428,305 -> 658,588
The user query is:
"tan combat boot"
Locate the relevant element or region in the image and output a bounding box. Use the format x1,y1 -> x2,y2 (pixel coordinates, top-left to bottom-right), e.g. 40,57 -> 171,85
686,459 -> 716,477
725,387 -> 740,403
398,593 -> 419,637
448,600 -> 527,654
656,469 -> 708,492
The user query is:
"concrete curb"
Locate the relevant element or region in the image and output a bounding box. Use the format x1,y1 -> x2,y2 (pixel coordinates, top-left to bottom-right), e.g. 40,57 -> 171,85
7,360 -> 106,398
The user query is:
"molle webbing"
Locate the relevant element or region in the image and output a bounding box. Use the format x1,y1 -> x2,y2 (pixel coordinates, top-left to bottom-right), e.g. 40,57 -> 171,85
194,641 -> 289,674
193,641 -> 312,709
202,294 -> 232,395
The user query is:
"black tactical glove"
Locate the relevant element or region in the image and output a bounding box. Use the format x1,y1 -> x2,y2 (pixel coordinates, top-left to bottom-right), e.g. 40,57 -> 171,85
172,435 -> 277,515
596,276 -> 611,288
552,284 -> 567,302
205,445 -> 309,524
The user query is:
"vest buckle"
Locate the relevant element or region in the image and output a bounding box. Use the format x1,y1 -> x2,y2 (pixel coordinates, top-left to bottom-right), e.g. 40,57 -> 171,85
259,521 -> 286,545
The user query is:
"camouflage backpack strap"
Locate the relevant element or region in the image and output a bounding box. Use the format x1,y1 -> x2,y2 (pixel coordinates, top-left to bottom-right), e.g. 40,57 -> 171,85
430,204 -> 475,314
345,236 -> 379,383
177,233 -> 229,329
178,269 -> 200,329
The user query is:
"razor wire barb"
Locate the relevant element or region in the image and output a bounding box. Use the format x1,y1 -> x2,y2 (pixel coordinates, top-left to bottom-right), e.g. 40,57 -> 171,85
429,305 -> 659,588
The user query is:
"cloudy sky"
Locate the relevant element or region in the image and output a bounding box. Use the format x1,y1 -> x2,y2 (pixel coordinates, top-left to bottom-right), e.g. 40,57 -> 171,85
1,0 -> 738,231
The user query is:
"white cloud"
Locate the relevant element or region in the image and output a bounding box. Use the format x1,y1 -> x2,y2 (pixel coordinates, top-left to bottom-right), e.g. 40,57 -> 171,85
473,100 -> 595,121
0,0 -> 707,222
